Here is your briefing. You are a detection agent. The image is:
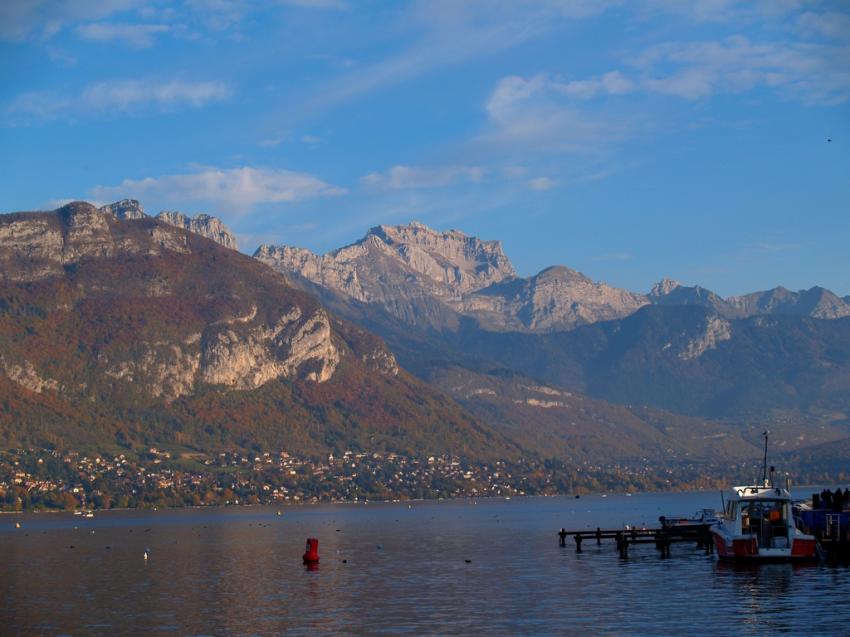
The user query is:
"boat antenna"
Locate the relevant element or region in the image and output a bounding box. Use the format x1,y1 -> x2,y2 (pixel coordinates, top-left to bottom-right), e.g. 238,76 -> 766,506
761,431 -> 769,486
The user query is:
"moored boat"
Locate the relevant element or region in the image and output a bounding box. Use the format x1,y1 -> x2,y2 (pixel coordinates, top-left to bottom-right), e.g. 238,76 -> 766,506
710,432 -> 817,563
659,508 -> 718,528
711,483 -> 817,562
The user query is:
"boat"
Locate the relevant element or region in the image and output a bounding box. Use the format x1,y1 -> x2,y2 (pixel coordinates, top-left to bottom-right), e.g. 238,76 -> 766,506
659,508 -> 718,529
710,433 -> 817,563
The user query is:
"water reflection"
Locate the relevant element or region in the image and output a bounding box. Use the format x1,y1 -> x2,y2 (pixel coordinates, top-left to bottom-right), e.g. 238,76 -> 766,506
1,495 -> 847,636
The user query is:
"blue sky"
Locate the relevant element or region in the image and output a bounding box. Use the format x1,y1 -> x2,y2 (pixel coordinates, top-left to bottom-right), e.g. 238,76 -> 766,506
1,0 -> 848,297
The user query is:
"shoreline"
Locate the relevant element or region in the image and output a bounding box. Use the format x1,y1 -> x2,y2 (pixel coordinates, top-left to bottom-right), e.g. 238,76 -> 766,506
3,484 -> 843,516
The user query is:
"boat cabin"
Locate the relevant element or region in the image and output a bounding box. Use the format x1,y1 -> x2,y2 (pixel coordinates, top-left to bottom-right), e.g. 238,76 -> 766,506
722,485 -> 793,550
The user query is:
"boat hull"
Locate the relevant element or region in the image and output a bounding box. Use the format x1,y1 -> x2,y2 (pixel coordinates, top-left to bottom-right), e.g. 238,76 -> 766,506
712,531 -> 818,563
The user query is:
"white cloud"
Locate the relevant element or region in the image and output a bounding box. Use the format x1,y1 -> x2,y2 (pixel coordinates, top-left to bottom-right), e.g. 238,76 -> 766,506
301,134 -> 321,147
555,71 -> 636,100
528,177 -> 557,191
92,166 -> 346,213
259,137 -> 286,148
362,165 -> 486,190
295,0 -> 621,118
640,0 -> 806,24
636,36 -> 850,104
797,11 -> 850,44
481,74 -> 625,153
486,75 -> 549,122
0,0 -> 137,42
82,79 -> 229,109
76,22 -> 170,48
5,79 -> 231,124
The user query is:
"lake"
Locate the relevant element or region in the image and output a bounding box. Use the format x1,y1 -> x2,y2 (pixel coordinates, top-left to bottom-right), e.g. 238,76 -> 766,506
1,490 -> 848,636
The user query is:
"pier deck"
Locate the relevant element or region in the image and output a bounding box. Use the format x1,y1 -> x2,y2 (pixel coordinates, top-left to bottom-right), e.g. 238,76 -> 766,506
559,525 -> 714,558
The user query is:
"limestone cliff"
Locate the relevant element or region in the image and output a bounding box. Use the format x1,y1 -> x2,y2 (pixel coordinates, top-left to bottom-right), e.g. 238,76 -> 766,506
156,211 -> 238,251
0,202 -> 341,403
95,199 -> 239,250
100,199 -> 146,220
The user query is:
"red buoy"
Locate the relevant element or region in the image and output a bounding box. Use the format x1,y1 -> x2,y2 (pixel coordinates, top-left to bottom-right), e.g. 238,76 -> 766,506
303,537 -> 320,564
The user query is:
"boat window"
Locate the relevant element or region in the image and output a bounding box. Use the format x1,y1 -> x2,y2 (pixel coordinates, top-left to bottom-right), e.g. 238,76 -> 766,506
741,499 -> 786,524
725,501 -> 736,520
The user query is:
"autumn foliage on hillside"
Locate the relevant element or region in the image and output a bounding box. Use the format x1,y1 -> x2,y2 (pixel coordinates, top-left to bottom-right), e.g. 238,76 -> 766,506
0,207 -> 515,461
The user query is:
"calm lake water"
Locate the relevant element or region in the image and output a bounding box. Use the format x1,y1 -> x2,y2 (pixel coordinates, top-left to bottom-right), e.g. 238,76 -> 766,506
2,490 -> 848,636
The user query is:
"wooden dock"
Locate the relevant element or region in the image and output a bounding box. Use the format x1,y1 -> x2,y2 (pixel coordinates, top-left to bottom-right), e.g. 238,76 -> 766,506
559,525 -> 714,559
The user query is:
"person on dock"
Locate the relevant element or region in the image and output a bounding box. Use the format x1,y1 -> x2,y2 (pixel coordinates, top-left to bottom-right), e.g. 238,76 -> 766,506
833,488 -> 844,512
558,528 -> 568,546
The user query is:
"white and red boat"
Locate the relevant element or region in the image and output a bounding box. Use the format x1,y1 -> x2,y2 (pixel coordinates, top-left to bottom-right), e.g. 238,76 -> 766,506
711,482 -> 818,562
710,432 -> 818,562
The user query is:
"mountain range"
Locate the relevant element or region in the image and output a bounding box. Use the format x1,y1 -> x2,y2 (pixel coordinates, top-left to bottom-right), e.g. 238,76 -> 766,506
256,223 -> 850,331
254,219 -> 850,461
1,201 -> 847,485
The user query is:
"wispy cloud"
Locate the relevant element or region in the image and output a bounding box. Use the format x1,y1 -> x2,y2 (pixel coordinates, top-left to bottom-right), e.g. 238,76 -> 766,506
478,30 -> 850,153
640,0 -> 806,24
0,0 -> 343,45
797,10 -> 850,44
5,78 -> 231,124
76,22 -> 171,48
480,74 -> 627,153
362,165 -> 486,190
555,71 -> 636,100
296,0 -> 620,117
92,166 -> 346,213
0,0 -> 137,42
528,177 -> 557,191
635,36 -> 850,104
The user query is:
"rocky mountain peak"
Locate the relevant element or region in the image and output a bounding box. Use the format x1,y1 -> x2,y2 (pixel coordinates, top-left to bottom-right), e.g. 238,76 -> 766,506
94,200 -> 238,251
534,265 -> 587,283
650,278 -> 681,298
364,222 -> 516,291
727,285 -> 850,320
156,211 -> 238,251
99,199 -> 145,220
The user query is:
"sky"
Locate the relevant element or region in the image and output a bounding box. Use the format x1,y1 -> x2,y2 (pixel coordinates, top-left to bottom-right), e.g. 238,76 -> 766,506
1,0 -> 849,297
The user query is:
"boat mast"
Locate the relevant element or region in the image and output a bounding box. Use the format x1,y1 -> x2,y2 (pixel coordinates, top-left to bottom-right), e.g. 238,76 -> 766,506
761,431 -> 769,486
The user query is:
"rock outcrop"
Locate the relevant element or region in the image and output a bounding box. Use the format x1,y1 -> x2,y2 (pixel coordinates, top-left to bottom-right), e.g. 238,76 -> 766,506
0,202 -> 194,282
677,315 -> 733,360
96,199 -> 238,250
156,211 -> 238,251
100,199 -> 146,220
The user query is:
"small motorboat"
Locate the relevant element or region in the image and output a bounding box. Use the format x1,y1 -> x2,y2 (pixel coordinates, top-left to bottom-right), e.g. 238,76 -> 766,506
710,433 -> 817,562
660,508 -> 718,528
